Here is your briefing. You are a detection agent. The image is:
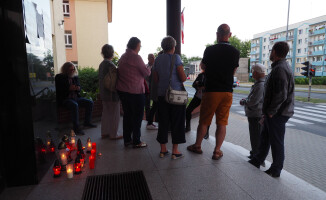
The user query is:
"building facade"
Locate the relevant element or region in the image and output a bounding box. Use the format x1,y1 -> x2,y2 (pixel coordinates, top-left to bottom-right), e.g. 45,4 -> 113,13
250,15 -> 326,77
62,0 -> 111,69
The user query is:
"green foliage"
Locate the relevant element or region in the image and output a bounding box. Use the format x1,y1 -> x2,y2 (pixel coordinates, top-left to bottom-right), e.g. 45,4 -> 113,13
249,77 -> 255,82
78,67 -> 99,94
181,54 -> 189,66
112,52 -> 120,66
295,77 -> 326,85
153,47 -> 202,66
80,88 -> 99,101
206,36 -> 251,58
154,47 -> 163,57
43,50 -> 54,77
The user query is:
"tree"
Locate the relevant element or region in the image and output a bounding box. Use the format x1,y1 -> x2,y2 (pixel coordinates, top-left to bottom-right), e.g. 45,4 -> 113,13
206,36 -> 250,58
43,50 -> 54,77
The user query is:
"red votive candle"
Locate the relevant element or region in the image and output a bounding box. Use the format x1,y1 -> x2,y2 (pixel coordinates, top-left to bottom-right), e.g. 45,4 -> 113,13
74,163 -> 82,174
53,166 -> 61,177
80,158 -> 85,168
92,142 -> 96,153
89,156 -> 95,169
91,149 -> 96,158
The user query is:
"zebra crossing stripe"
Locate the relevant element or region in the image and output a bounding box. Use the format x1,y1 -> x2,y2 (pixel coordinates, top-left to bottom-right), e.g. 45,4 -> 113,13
295,107 -> 325,115
316,105 -> 326,108
294,110 -> 326,119
293,114 -> 326,123
288,118 -> 314,125
304,106 -> 326,112
286,123 -> 295,127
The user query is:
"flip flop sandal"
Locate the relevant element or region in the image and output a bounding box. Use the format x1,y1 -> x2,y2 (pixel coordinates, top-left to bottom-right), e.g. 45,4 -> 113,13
171,153 -> 184,160
187,144 -> 203,154
133,142 -> 148,148
159,151 -> 170,158
212,150 -> 223,160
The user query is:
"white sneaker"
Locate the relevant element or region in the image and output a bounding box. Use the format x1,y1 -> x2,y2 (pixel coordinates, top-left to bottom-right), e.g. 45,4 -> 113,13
146,124 -> 158,130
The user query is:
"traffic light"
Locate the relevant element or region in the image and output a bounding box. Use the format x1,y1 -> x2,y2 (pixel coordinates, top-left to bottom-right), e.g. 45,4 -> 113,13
309,66 -> 316,77
301,61 -> 310,77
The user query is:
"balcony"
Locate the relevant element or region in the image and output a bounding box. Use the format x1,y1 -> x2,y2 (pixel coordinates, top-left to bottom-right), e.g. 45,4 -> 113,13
310,40 -> 325,46
310,29 -> 326,36
311,61 -> 325,66
311,50 -> 325,56
251,43 -> 257,48
250,51 -> 256,55
251,58 -> 257,62
286,54 -> 292,58
287,35 -> 294,40
274,37 -> 286,42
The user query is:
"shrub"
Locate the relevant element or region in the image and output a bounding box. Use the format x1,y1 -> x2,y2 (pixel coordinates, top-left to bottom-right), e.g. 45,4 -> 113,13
78,67 -> 99,93
295,77 -> 326,85
249,77 -> 255,82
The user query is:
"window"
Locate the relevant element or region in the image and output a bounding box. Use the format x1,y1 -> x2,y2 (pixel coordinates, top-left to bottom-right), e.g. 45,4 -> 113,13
316,66 -> 322,72
263,53 -> 265,58
296,58 -> 301,63
305,38 -> 308,43
63,1 -> 70,17
263,61 -> 265,65
295,68 -> 300,73
264,38 -> 266,42
297,49 -> 301,54
299,29 -> 303,34
304,48 -> 307,53
263,46 -> 266,50
298,39 -> 302,44
64,30 -> 72,48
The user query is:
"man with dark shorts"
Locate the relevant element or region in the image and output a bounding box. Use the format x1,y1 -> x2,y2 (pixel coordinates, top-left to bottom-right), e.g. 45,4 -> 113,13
248,42 -> 294,177
187,24 -> 240,160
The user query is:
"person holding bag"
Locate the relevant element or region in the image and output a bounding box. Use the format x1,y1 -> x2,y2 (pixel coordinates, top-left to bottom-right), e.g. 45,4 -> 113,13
99,44 -> 122,139
153,36 -> 187,159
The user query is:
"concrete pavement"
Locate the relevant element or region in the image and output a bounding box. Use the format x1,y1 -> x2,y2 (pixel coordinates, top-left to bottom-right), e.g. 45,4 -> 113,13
1,117 -> 326,200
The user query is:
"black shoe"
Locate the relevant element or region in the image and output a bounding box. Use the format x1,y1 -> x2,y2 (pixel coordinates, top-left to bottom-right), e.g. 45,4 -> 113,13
248,159 -> 260,168
75,129 -> 85,135
84,123 -> 97,128
204,132 -> 209,139
265,168 -> 280,178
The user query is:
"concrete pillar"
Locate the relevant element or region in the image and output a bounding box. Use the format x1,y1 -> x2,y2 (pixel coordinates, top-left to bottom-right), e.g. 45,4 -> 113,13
166,0 -> 181,55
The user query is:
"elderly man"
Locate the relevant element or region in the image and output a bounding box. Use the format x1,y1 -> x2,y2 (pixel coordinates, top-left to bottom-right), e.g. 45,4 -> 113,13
249,41 -> 294,177
240,64 -> 265,160
187,24 -> 240,160
145,53 -> 158,130
55,62 -> 96,135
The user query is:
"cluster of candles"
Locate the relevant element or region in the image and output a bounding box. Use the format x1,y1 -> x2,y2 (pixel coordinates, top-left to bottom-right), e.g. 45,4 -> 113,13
53,131 -> 98,179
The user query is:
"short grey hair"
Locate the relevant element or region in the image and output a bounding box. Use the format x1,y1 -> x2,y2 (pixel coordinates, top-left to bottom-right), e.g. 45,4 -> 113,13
161,36 -> 176,52
252,63 -> 265,74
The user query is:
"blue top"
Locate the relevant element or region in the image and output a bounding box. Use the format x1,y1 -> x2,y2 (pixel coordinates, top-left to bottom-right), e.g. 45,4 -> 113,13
153,54 -> 184,96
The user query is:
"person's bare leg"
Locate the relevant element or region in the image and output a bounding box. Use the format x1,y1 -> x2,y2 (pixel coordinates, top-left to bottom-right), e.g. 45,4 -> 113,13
214,125 -> 226,152
195,123 -> 209,147
160,144 -> 167,152
172,144 -> 181,154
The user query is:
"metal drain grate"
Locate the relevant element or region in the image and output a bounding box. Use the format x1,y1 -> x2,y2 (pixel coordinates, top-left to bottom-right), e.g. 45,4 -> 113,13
82,170 -> 152,200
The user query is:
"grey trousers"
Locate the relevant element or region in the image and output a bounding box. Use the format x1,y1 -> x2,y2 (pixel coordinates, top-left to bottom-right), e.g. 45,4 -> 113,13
248,117 -> 262,156
101,101 -> 121,138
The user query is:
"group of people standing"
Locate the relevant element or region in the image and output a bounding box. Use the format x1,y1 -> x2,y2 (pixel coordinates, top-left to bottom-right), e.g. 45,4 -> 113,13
55,23 -> 294,177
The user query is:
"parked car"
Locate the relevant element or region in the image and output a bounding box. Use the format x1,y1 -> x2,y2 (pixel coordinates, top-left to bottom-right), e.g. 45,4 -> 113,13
233,77 -> 239,88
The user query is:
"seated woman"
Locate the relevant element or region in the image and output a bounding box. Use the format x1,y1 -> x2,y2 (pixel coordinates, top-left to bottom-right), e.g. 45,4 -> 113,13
153,36 -> 187,159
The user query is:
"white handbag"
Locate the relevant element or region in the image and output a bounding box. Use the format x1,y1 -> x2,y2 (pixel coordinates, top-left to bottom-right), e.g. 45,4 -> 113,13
165,55 -> 188,105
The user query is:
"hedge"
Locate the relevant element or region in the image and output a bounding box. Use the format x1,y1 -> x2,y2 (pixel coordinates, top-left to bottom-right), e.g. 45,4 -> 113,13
295,77 -> 326,85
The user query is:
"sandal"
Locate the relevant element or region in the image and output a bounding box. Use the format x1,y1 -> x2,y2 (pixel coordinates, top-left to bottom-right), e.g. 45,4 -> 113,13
133,142 -> 148,148
159,151 -> 170,158
212,150 -> 223,160
171,153 -> 184,160
187,144 -> 203,154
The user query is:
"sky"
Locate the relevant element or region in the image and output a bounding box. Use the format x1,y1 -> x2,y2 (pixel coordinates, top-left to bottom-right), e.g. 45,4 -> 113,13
108,0 -> 326,62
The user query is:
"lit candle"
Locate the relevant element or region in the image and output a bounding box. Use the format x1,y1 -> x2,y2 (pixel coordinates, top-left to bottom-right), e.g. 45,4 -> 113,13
92,142 -> 96,153
66,164 -> 73,179
89,156 -> 95,169
74,156 -> 82,174
53,160 -> 61,178
91,149 -> 96,158
80,158 -> 85,168
60,152 -> 68,165
71,138 -> 76,148
86,138 -> 92,153
70,130 -> 76,149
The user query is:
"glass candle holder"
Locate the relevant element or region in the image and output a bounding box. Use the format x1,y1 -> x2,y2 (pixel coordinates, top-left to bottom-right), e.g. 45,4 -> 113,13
66,164 -> 73,179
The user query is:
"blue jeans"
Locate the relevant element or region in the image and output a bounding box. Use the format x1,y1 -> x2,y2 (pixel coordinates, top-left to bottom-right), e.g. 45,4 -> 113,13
118,91 -> 145,145
62,98 -> 94,130
255,115 -> 289,174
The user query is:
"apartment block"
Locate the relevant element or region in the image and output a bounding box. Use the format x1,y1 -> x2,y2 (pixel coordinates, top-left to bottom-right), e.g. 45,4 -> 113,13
250,15 -> 326,77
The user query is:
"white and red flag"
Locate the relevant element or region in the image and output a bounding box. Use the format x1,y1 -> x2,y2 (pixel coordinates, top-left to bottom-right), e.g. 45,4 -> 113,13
181,7 -> 185,44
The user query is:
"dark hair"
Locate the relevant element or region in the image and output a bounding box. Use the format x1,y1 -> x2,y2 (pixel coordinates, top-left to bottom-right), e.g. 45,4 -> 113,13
127,37 -> 141,50
217,24 -> 230,37
272,42 -> 289,58
60,62 -> 77,75
101,44 -> 114,59
161,36 -> 176,52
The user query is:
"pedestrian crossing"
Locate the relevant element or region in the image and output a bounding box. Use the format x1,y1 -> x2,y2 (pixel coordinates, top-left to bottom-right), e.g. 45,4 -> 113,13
232,96 -> 326,127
